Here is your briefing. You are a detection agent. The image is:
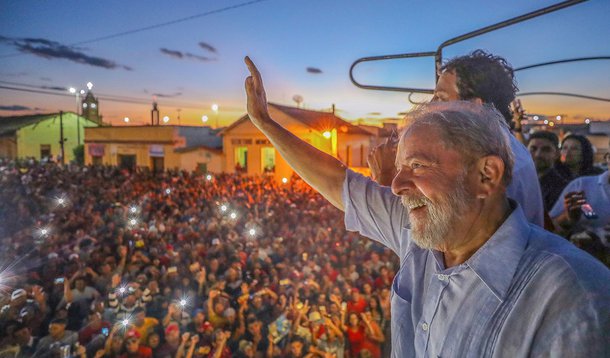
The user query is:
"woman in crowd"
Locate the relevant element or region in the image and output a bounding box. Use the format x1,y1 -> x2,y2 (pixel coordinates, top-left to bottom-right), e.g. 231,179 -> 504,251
557,134 -> 604,180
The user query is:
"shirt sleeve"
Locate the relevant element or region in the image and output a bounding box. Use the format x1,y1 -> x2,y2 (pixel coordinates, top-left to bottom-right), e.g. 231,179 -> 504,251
342,169 -> 409,257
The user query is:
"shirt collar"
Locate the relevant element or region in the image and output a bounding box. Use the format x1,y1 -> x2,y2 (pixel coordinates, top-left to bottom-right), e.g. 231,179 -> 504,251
464,200 -> 530,302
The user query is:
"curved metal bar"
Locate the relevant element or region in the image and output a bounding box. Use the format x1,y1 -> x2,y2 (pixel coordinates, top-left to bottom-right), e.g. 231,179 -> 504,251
349,51 -> 435,93
514,56 -> 610,71
349,0 -> 589,92
435,0 -> 588,80
408,92 -> 431,105
517,91 -> 610,102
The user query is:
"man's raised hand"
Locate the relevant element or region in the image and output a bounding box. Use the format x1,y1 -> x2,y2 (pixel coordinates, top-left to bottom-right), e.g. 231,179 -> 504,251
244,56 -> 270,126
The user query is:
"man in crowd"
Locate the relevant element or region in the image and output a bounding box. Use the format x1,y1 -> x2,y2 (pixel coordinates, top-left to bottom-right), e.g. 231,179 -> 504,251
245,56 -> 610,356
527,130 -> 569,212
368,50 -> 544,227
550,152 -> 610,249
35,318 -> 78,355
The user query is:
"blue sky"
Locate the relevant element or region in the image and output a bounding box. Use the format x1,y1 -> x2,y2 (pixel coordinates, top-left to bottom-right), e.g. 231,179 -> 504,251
1,0 -> 608,126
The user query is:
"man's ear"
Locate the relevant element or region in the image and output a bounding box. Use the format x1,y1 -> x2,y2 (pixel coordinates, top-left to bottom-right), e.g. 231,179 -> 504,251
474,155 -> 505,199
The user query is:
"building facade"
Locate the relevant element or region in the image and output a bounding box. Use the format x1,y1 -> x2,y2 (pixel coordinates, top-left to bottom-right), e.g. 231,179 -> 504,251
221,103 -> 373,180
0,112 -> 98,162
84,125 -> 223,173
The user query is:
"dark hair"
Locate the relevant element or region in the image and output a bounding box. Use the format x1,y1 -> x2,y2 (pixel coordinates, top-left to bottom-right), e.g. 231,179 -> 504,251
442,50 -> 518,124
561,134 -> 596,175
528,131 -> 559,148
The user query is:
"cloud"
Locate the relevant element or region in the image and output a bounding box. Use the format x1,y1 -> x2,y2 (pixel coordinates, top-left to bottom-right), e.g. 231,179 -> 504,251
144,89 -> 183,98
185,53 -> 213,62
0,105 -> 32,111
160,48 -> 214,62
306,67 -> 322,74
40,77 -> 52,82
160,48 -> 183,59
0,36 -> 132,70
367,112 -> 381,116
41,85 -> 68,91
198,42 -> 217,53
0,71 -> 29,78
151,92 -> 183,98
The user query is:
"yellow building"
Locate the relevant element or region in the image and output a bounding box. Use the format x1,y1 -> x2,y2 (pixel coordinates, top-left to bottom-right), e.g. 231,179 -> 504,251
84,125 -> 223,173
221,103 -> 373,180
0,112 -> 98,162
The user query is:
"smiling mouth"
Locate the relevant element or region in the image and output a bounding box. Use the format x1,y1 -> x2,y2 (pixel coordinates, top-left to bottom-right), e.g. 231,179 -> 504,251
405,198 -> 427,211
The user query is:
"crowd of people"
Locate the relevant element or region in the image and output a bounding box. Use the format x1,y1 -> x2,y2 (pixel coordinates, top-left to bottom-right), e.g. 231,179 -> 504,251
0,160 -> 398,357
525,131 -> 610,265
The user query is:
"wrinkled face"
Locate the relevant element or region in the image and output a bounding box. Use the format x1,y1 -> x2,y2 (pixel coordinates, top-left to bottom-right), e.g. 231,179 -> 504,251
392,125 -> 475,250
432,71 -> 461,102
528,138 -> 558,173
126,338 -> 139,353
561,138 -> 583,166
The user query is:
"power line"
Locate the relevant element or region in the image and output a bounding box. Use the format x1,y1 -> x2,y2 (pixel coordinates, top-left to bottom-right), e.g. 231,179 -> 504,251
0,0 -> 270,59
0,84 -> 213,109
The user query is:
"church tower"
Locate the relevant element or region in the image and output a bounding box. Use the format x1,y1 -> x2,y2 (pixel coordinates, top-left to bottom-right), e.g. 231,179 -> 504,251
80,82 -> 102,124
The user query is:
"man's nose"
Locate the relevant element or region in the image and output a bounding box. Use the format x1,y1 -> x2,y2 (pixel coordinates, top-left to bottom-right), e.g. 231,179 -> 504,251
391,169 -> 414,196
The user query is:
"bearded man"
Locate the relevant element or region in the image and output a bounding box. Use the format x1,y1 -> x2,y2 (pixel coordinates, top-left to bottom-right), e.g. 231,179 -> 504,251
244,57 -> 609,357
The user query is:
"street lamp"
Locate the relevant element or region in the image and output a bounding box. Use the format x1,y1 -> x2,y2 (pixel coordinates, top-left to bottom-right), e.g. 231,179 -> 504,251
68,87 -> 82,145
212,104 -> 219,128
202,115 -> 209,124
163,116 -> 170,124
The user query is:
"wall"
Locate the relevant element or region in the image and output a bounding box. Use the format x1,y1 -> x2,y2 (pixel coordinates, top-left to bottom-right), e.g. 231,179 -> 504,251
179,149 -> 224,173
0,135 -> 17,159
16,113 -> 98,162
222,108 -> 336,181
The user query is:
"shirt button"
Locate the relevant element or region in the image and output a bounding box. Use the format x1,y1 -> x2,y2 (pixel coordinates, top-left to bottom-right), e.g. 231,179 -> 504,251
438,274 -> 448,281
422,322 -> 429,331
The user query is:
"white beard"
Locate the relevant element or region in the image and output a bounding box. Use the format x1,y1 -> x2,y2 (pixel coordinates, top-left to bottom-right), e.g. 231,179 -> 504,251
401,175 -> 472,250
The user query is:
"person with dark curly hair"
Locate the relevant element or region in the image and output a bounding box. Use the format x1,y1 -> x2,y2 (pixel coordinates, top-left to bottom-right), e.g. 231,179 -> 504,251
368,50 -> 544,227
436,49 -> 518,124
556,134 -> 604,180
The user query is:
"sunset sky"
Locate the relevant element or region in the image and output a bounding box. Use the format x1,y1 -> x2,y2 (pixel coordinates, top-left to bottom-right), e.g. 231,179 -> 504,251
1,0 -> 609,126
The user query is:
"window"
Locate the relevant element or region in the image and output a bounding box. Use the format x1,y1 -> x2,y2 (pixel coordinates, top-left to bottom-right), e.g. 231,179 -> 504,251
235,147 -> 248,173
261,147 -> 275,173
40,144 -> 51,159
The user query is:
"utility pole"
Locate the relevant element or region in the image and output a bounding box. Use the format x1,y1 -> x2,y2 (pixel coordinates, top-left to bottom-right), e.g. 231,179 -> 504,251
59,111 -> 65,164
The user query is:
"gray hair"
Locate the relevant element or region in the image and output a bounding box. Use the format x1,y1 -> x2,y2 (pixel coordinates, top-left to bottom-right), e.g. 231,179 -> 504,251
403,101 -> 514,187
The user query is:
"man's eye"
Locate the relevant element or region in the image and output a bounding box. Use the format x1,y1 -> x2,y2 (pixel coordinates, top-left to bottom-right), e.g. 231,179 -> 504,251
412,163 -> 424,169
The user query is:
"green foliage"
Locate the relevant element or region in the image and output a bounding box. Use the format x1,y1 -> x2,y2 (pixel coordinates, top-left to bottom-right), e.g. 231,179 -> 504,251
73,144 -> 84,165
